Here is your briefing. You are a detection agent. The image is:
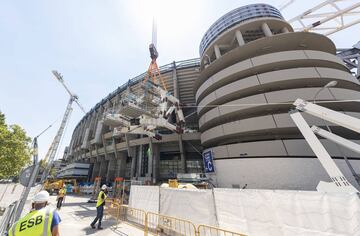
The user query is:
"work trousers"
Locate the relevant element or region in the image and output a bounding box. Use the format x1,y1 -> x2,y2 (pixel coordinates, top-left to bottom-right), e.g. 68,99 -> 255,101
91,205 -> 104,228
57,197 -> 64,209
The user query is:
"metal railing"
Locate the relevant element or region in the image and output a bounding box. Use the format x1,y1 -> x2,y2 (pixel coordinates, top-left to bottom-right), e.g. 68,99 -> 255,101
198,225 -> 246,236
106,204 -> 247,236
117,205 -> 147,230
105,199 -> 121,220
147,212 -> 197,236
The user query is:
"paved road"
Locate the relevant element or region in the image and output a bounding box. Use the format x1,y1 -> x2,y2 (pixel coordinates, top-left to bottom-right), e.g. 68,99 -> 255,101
49,195 -> 147,236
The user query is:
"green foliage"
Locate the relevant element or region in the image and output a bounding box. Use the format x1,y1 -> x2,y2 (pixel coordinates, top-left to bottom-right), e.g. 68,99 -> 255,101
0,111 -> 31,179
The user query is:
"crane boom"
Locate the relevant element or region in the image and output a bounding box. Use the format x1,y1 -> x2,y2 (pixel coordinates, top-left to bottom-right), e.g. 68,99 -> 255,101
40,97 -> 73,182
40,71 -> 85,182
52,70 -> 86,113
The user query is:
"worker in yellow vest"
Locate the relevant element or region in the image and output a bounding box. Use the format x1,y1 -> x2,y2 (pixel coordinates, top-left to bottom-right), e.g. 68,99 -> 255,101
56,185 -> 66,210
8,190 -> 61,236
90,184 -> 107,230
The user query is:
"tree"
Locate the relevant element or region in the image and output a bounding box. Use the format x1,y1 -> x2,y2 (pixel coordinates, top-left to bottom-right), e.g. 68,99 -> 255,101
0,111 -> 31,179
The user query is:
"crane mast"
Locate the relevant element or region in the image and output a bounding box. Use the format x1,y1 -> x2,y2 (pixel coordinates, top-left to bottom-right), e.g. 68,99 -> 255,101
40,71 -> 85,183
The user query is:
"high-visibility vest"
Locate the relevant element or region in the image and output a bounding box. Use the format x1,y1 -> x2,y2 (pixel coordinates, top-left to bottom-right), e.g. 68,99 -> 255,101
96,190 -> 107,207
8,207 -> 53,236
58,188 -> 66,198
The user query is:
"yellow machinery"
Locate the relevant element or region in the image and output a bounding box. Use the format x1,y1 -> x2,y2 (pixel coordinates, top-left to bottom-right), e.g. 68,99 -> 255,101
168,179 -> 179,188
44,178 -> 78,195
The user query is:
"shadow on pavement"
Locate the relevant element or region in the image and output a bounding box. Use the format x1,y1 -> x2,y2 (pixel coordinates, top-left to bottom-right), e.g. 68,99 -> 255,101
82,220 -> 119,235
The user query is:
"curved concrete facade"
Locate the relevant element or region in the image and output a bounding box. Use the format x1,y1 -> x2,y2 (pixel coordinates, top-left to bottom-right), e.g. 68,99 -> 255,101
66,4 -> 360,190
66,59 -> 203,183
196,4 -> 360,189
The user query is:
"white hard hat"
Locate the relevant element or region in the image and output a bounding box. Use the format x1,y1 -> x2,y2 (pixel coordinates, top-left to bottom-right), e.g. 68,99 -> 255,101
101,184 -> 107,190
33,190 -> 50,203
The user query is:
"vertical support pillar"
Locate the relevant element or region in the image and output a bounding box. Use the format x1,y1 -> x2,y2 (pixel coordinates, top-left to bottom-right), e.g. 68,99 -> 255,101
91,161 -> 100,181
281,27 -> 289,33
152,143 -> 160,184
116,152 -> 127,178
106,156 -> 116,182
235,30 -> 245,46
261,22 -> 273,37
179,135 -> 186,173
137,144 -> 143,178
99,158 -> 108,180
147,138 -> 154,180
172,62 -> 187,174
125,134 -> 137,179
214,44 -> 221,59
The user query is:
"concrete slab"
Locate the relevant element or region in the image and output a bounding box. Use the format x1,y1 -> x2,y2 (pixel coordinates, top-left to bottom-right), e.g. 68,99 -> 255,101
49,195 -> 148,236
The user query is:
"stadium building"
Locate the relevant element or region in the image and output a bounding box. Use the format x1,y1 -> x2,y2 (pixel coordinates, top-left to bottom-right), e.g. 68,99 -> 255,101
65,4 -> 360,190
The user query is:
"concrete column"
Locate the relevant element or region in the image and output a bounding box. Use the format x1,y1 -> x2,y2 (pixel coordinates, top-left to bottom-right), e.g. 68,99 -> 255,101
147,138 -> 154,180
214,44 -> 221,59
137,144 -> 143,177
261,22 -> 273,37
152,143 -> 160,183
91,161 -> 100,180
99,158 -> 108,180
179,135 -> 186,173
281,27 -> 289,33
116,151 -> 127,178
172,62 -> 187,173
172,62 -> 179,98
235,30 -> 245,46
125,134 -> 137,179
130,154 -> 136,179
106,156 -> 116,182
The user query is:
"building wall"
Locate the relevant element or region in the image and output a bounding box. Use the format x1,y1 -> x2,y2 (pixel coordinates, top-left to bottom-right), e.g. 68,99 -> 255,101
66,4 -> 360,190
196,4 -> 360,190
66,59 -> 202,183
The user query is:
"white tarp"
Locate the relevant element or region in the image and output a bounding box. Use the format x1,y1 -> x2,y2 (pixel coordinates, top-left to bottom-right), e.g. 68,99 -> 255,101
159,188 -> 218,227
213,188 -> 360,236
129,185 -> 160,213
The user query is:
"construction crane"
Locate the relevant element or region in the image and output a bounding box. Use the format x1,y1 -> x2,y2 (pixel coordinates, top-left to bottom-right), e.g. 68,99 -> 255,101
144,17 -> 167,90
103,16 -> 190,141
40,71 -> 86,183
285,0 -> 360,36
290,98 -> 360,193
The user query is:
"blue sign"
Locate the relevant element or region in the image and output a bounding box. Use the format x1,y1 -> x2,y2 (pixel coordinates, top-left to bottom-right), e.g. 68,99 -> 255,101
203,150 -> 215,173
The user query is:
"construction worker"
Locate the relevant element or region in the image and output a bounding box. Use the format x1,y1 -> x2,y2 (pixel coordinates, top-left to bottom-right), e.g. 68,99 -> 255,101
56,185 -> 66,209
8,190 -> 61,236
90,184 -> 107,230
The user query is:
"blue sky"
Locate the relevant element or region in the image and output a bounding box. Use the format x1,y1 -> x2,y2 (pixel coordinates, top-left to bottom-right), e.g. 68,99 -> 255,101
1,0 -> 359,161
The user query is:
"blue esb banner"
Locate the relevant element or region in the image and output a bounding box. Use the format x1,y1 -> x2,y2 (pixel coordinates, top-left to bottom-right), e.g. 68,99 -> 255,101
203,150 -> 215,173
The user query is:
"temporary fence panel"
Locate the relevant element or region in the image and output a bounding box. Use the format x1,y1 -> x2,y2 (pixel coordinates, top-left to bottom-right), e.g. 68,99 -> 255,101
198,224 -> 246,236
105,199 -> 120,220
213,188 -> 360,236
160,188 -> 218,227
129,185 -> 160,213
118,205 -> 147,229
147,211 -> 197,236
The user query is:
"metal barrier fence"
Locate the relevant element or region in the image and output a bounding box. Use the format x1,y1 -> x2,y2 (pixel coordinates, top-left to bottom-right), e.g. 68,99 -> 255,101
118,205 -> 147,229
198,225 -> 246,236
0,201 -> 18,235
105,199 -> 121,220
147,212 -> 197,236
107,204 -> 247,236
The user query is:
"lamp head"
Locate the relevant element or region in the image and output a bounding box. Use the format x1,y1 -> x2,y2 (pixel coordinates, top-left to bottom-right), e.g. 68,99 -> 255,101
324,81 -> 337,88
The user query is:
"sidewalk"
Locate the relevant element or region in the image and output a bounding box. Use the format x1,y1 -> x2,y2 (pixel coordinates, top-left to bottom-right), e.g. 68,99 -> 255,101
49,195 -> 147,236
